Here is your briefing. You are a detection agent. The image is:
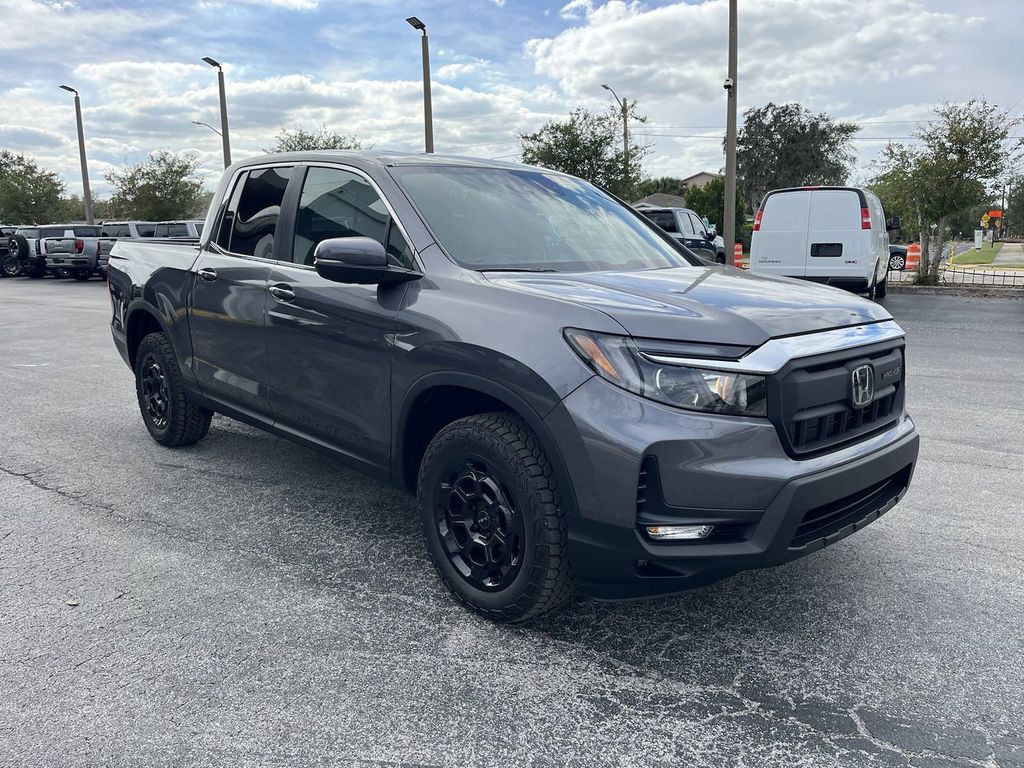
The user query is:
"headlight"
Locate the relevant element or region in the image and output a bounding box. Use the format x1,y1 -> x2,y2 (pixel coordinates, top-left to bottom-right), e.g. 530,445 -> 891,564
564,329 -> 766,417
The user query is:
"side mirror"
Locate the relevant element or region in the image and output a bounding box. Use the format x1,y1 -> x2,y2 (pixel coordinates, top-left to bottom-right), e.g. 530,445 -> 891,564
886,216 -> 902,231
313,236 -> 420,285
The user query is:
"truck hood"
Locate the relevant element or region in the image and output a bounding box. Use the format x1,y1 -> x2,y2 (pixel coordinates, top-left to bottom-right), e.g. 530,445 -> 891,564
483,266 -> 892,346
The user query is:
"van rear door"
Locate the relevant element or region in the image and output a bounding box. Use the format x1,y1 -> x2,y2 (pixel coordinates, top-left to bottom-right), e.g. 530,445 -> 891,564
804,189 -> 863,283
750,190 -> 811,277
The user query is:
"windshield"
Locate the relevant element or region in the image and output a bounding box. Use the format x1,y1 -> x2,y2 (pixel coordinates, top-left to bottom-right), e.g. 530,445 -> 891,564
392,166 -> 692,273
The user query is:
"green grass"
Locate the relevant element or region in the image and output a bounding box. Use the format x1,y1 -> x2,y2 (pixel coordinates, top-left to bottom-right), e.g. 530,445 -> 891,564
953,242 -> 1003,265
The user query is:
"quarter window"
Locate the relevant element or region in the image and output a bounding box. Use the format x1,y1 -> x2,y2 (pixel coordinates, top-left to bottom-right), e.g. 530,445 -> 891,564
645,211 -> 678,233
215,167 -> 293,259
292,166 -> 413,268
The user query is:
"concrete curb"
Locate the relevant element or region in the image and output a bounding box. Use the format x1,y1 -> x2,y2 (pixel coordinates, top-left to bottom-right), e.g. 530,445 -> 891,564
886,284 -> 1024,299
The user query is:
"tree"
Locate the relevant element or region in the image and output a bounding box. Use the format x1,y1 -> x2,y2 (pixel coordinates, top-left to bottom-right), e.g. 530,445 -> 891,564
268,124 -> 367,152
106,151 -> 205,221
634,176 -> 691,200
0,150 -> 66,223
872,99 -> 1019,283
736,103 -> 859,212
683,176 -> 750,248
520,105 -> 649,199
1004,174 -> 1024,238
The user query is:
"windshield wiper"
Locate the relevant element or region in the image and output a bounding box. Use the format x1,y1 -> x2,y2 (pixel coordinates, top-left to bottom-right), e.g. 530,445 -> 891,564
477,267 -> 558,273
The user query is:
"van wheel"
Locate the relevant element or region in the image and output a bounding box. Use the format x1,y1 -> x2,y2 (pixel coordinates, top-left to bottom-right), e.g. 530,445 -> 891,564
876,275 -> 887,299
418,412 -> 573,622
867,273 -> 877,301
135,332 -> 213,447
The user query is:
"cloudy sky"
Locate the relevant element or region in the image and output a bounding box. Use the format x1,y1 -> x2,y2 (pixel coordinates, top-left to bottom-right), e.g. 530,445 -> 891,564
1,0 -> 1020,198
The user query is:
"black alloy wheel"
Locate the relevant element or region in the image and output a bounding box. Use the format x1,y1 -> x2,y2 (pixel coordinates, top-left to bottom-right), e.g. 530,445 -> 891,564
139,352 -> 170,430
434,456 -> 525,592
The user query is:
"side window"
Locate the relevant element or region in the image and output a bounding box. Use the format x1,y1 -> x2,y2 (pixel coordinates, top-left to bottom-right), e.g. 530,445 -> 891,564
678,212 -> 697,235
154,224 -> 167,237
645,212 -> 677,233
688,213 -> 707,238
217,167 -> 293,258
103,225 -> 130,238
293,166 -> 411,268
136,223 -> 156,237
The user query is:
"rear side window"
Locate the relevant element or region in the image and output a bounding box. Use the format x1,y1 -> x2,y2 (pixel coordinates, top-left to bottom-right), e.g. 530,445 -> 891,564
808,191 -> 859,230
136,224 -> 156,237
292,166 -> 412,268
17,228 -> 40,238
216,167 -> 294,259
40,227 -> 66,238
155,223 -> 189,237
644,211 -> 678,233
761,192 -> 811,232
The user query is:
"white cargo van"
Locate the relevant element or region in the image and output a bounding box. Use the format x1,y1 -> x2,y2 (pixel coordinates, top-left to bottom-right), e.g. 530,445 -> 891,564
749,186 -> 893,300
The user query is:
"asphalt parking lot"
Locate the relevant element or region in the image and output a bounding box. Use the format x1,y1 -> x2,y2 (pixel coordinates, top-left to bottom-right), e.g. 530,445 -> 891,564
1,277 -> 1022,767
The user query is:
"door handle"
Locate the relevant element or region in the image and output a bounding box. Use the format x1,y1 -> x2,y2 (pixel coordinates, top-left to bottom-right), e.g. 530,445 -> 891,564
268,283 -> 295,301
197,267 -> 218,282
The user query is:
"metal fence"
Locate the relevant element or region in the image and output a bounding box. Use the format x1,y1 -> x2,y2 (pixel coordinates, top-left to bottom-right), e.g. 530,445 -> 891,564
887,263 -> 1024,288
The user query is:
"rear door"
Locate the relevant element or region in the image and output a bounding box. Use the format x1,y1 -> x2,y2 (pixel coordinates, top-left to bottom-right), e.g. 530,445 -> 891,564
751,190 -> 811,276
188,165 -> 295,415
804,190 -> 862,282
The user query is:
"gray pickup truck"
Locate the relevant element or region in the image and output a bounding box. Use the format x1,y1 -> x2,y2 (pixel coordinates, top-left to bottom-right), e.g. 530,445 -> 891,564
108,151 -> 919,621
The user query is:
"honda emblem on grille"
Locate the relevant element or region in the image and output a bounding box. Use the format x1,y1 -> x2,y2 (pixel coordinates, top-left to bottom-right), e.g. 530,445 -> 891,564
851,365 -> 874,409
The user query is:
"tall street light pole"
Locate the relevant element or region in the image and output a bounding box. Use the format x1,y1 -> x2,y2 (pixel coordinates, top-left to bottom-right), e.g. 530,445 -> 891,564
602,84 -> 630,197
59,85 -> 94,225
202,57 -> 232,167
723,0 -> 739,266
406,17 -> 434,153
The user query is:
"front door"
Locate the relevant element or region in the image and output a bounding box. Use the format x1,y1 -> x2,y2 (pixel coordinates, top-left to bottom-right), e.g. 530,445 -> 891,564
263,165 -> 416,473
189,165 -> 295,414
676,211 -> 717,261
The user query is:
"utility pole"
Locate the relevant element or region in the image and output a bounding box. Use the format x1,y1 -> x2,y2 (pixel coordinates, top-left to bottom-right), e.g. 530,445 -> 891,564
202,57 -> 232,167
406,17 -> 434,153
723,0 -> 738,266
59,85 -> 94,224
602,84 -> 630,197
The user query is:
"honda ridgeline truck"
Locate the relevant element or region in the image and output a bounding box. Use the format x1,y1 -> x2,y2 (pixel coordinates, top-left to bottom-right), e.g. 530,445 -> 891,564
108,152 -> 919,622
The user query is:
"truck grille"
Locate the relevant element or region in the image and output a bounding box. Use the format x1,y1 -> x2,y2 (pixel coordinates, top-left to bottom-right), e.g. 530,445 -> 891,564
773,339 -> 904,457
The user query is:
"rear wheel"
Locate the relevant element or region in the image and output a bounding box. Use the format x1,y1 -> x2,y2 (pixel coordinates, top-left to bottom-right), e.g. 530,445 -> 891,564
134,332 -> 213,447
418,412 -> 573,622
1,254 -> 22,277
876,275 -> 887,299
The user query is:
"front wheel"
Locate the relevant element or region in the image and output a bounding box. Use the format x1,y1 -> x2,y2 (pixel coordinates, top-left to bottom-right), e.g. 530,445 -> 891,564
418,412 -> 573,622
134,332 -> 213,447
889,254 -> 906,271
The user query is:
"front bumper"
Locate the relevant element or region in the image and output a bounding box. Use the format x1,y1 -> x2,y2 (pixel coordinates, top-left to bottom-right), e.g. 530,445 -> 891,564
546,376 -> 919,599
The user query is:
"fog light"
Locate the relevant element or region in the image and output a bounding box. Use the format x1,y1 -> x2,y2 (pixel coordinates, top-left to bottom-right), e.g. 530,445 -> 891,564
645,524 -> 714,541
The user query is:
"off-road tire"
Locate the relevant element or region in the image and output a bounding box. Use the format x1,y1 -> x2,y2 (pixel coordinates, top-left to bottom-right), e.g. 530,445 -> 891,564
1,254 -> 21,277
418,412 -> 573,622
134,332 -> 213,447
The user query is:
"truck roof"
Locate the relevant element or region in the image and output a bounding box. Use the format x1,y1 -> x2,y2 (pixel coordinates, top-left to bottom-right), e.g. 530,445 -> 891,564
233,150 -> 558,174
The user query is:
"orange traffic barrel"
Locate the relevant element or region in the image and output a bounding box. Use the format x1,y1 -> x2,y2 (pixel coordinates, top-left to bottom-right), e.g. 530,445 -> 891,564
733,242 -> 748,269
905,242 -> 921,269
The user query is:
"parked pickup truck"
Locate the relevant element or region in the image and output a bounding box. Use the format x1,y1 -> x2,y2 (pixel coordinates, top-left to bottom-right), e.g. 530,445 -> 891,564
108,152 -> 920,621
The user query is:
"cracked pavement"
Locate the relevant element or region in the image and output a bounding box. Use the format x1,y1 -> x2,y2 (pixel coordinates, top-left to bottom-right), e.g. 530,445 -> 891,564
0,278 -> 1022,767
